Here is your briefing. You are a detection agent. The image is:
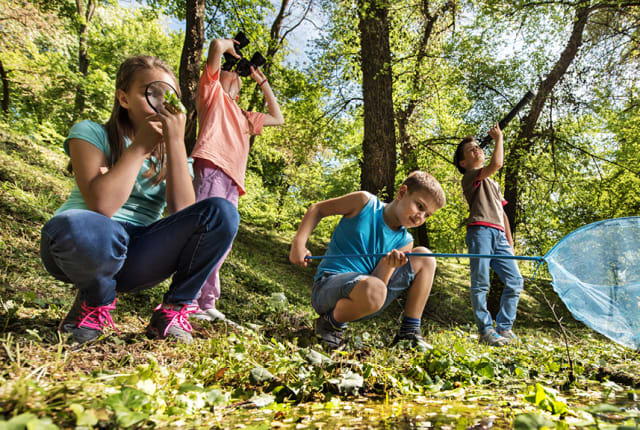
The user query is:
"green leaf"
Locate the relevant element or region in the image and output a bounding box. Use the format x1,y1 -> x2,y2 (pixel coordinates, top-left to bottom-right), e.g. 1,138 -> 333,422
513,413 -> 555,430
105,387 -> 149,412
206,389 -> 226,406
163,90 -> 186,113
69,404 -> 98,427
249,393 -> 275,408
178,383 -> 204,393
476,361 -> 495,379
306,349 -> 332,367
25,418 -> 58,430
3,413 -> 38,428
250,366 -> 275,384
336,371 -> 363,395
0,414 -> 58,430
269,292 -> 288,310
116,410 -> 147,428
585,404 -> 621,414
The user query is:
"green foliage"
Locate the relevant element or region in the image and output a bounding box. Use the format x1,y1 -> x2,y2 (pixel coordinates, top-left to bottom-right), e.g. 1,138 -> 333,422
524,383 -> 569,416
163,90 -> 187,114
2,0 -> 640,427
513,412 -> 556,430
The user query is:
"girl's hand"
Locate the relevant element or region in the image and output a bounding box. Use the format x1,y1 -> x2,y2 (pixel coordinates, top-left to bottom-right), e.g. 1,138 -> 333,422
250,66 -> 267,84
290,243 -> 312,267
381,249 -> 408,268
222,39 -> 241,58
152,108 -> 186,148
131,117 -> 163,155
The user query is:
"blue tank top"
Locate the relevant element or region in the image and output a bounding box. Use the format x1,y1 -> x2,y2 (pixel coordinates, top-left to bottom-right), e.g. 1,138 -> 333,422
314,193 -> 413,281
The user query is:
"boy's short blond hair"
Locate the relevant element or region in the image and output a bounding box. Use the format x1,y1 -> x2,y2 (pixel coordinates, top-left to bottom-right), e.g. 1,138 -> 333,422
401,171 -> 446,208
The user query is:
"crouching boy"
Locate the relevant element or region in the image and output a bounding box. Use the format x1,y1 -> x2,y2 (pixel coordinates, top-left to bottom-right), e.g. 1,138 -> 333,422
289,171 -> 446,350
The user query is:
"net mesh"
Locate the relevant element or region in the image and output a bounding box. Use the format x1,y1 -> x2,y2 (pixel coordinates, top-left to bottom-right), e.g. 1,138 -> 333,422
544,217 -> 640,350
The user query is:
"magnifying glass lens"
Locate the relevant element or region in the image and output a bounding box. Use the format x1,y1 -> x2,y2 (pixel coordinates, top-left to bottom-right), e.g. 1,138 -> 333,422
145,81 -> 179,113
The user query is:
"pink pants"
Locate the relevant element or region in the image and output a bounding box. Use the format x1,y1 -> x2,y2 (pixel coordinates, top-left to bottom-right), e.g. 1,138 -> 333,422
193,158 -> 239,310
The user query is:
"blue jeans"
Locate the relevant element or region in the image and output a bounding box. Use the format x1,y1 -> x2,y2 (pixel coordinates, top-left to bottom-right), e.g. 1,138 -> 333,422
311,262 -> 415,321
465,226 -> 523,334
40,197 -> 239,307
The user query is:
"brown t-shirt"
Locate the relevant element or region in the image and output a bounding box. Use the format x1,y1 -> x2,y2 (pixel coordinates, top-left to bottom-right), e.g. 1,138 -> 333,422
461,168 -> 506,230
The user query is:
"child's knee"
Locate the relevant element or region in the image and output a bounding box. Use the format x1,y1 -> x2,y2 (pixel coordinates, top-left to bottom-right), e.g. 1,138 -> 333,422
506,274 -> 524,294
201,197 -> 240,240
411,246 -> 436,272
360,277 -> 387,311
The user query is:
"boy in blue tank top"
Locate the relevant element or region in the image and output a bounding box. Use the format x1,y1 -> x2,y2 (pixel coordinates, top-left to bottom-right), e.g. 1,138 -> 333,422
290,171 -> 446,350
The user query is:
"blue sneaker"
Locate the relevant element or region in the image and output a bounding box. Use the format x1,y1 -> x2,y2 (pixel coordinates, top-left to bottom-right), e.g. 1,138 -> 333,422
479,328 -> 507,346
498,329 -> 517,343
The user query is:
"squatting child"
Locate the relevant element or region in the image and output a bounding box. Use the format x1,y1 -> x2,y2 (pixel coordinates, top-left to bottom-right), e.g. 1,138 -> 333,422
40,56 -> 239,344
453,123 -> 524,346
289,171 -> 446,350
190,37 -> 284,321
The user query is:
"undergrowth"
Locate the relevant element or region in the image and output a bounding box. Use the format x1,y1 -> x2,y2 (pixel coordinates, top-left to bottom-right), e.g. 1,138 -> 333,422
1,127 -> 638,429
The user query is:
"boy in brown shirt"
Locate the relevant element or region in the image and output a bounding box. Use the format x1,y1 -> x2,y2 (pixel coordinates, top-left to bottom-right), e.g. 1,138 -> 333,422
453,123 -> 523,346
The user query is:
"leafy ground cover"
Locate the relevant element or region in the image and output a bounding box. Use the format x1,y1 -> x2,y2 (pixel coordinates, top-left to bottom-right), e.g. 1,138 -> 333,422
1,127 -> 639,429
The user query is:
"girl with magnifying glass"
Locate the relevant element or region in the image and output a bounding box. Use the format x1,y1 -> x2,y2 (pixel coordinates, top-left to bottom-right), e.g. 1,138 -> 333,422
39,55 -> 239,345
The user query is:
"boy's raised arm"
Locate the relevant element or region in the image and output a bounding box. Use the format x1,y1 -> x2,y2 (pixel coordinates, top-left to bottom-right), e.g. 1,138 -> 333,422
476,122 -> 504,181
289,191 -> 370,267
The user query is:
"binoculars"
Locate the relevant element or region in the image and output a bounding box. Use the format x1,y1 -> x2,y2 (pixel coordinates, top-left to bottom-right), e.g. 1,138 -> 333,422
478,90 -> 535,148
221,31 -> 267,77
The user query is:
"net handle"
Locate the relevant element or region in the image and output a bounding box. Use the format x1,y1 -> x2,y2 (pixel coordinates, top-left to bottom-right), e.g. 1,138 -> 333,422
304,253 -> 544,262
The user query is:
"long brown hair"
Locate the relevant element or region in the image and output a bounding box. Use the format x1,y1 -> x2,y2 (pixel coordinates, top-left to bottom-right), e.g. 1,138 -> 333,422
104,55 -> 179,185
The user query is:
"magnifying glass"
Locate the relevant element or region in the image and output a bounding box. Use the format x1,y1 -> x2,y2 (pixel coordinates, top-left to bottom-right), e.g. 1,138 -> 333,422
145,81 -> 186,114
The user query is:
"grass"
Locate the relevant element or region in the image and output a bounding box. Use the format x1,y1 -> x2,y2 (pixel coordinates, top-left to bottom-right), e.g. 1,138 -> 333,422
1,125 -> 639,429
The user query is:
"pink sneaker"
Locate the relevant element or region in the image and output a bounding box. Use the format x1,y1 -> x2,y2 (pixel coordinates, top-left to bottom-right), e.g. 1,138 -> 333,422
59,294 -> 117,344
146,303 -> 197,343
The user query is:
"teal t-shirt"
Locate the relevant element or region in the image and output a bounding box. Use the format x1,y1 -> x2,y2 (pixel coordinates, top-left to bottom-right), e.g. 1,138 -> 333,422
55,120 -> 193,226
314,192 -> 413,281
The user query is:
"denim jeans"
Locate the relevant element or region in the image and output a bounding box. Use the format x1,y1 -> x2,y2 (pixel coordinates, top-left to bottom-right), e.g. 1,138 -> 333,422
311,261 -> 415,321
40,197 -> 239,307
465,226 -> 523,334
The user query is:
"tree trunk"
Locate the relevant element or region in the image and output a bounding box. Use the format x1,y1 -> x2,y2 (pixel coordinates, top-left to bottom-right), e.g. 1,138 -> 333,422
0,60 -> 8,119
358,0 -> 396,202
180,0 -> 206,153
503,6 -> 590,235
73,0 -> 95,120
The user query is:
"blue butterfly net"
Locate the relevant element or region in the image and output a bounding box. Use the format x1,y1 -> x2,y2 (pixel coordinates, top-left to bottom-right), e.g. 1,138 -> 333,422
544,217 -> 640,350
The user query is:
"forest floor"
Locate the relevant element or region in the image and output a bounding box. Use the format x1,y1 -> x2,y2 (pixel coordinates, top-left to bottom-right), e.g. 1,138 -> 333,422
1,127 -> 639,429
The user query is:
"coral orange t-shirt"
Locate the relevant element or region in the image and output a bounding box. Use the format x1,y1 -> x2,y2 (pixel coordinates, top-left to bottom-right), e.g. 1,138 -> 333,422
190,63 -> 266,195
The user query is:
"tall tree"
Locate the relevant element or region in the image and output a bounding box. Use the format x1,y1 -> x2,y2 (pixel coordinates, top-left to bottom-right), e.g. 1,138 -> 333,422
74,0 -> 96,119
0,61 -> 7,119
180,0 -> 206,152
502,1 -> 640,236
358,0 -> 396,201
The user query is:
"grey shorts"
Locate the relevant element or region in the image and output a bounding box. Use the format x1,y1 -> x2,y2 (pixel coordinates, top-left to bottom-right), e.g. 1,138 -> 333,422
311,261 -> 415,321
